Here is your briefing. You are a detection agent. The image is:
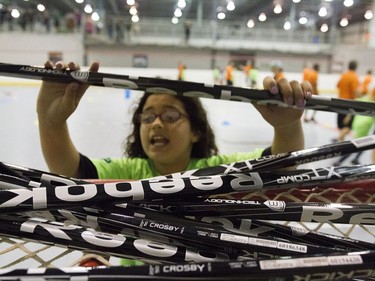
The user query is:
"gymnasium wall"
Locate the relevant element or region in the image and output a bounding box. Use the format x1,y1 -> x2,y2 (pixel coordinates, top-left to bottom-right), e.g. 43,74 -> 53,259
1,32 -> 375,75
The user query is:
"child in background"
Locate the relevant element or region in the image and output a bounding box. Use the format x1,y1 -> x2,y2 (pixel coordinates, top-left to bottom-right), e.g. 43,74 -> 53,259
334,89 -> 375,165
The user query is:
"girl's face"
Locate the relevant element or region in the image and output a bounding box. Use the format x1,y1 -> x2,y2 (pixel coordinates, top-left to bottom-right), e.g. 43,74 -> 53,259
140,94 -> 200,174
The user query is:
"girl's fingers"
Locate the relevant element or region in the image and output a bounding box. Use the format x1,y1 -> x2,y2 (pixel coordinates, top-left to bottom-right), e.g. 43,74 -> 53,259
263,76 -> 279,95
264,76 -> 312,109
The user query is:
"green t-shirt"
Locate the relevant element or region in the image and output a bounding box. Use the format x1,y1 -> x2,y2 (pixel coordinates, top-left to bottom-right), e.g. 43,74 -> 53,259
92,149 -> 265,180
352,96 -> 375,138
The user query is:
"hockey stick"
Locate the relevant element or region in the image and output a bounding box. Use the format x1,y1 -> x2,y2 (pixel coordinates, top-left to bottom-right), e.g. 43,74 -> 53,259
0,250 -> 374,280
135,199 -> 375,225
0,164 -> 374,213
106,203 -> 375,253
170,135 -> 375,177
2,135 -> 375,184
33,206 -> 345,256
2,162 -> 91,186
0,215 -> 232,264
0,62 -> 374,116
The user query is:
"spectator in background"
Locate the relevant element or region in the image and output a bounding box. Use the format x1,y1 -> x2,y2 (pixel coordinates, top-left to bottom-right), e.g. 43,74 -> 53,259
84,14 -> 95,34
271,61 -> 285,81
249,64 -> 259,89
74,9 -> 82,31
213,66 -> 223,85
52,10 -> 62,32
42,9 -> 51,32
303,63 -> 319,122
177,62 -> 186,81
225,61 -> 235,85
333,88 -> 375,165
65,12 -> 75,32
334,60 -> 361,142
361,69 -> 372,96
115,19 -> 125,43
184,21 -> 192,44
302,64 -> 311,82
243,60 -> 252,87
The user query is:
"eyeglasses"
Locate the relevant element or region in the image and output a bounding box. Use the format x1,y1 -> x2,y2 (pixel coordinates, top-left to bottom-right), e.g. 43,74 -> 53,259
138,110 -> 187,124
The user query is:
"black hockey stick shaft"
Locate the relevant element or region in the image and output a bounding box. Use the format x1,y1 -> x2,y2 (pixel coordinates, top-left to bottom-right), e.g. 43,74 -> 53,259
0,164 -> 374,213
2,162 -> 91,186
0,63 -> 374,116
0,251 -> 375,281
137,198 -> 375,224
108,203 -> 375,253
2,135 -> 375,185
0,215 -> 231,264
47,206 -> 343,256
177,135 -> 375,176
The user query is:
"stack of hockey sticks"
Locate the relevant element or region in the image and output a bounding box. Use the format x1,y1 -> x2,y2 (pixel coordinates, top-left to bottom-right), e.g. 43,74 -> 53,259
0,64 -> 374,280
0,136 -> 374,280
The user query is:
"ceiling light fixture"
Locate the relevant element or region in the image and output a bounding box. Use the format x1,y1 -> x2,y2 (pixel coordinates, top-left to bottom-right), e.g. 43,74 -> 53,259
227,1 -> 235,11
11,9 -> 20,18
283,21 -> 291,30
37,4 -> 45,12
299,16 -> 307,24
258,12 -> 267,21
340,17 -> 349,27
365,9 -> 373,20
343,0 -> 353,7
318,7 -> 327,17
274,4 -> 282,14
178,0 -> 186,9
174,8 -> 182,17
132,15 -> 139,22
84,4 -> 93,13
320,23 -> 329,32
91,12 -> 100,21
129,6 -> 137,15
217,12 -> 226,20
247,19 -> 254,28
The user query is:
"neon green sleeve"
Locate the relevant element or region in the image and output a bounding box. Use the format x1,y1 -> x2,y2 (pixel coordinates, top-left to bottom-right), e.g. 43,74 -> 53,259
91,148 -> 265,180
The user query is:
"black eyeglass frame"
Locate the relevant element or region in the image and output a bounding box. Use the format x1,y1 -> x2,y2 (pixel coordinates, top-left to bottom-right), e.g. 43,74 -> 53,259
138,109 -> 188,124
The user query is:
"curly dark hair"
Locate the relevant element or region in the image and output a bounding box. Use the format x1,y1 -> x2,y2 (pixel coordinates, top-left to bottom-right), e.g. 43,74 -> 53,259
124,92 -> 218,158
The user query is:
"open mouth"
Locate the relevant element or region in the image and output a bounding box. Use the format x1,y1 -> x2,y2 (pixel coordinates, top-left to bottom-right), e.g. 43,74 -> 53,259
150,136 -> 169,146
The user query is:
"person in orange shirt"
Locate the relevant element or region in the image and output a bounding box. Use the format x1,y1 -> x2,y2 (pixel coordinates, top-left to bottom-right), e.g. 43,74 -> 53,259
303,64 -> 319,122
225,61 -> 235,85
177,62 -> 186,81
361,69 -> 372,96
302,65 -> 311,82
271,61 -> 285,81
243,60 -> 252,87
335,60 -> 361,142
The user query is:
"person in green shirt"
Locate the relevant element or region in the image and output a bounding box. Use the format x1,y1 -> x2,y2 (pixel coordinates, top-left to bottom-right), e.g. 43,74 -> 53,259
37,60 -> 312,181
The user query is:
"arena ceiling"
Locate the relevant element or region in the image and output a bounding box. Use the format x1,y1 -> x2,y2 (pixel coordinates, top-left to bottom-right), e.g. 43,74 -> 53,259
2,0 -> 374,29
